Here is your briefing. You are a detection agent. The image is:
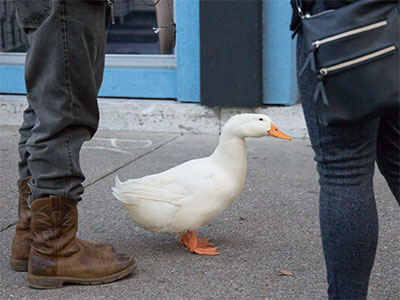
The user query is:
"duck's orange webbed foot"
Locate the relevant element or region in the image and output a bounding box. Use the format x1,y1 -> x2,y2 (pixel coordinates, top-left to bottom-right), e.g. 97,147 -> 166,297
197,238 -> 213,247
179,231 -> 219,256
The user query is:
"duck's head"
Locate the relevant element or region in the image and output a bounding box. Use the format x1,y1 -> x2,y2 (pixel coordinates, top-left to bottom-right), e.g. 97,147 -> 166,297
222,114 -> 292,140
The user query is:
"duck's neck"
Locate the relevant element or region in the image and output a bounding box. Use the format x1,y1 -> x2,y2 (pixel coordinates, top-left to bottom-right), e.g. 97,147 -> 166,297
211,132 -> 247,174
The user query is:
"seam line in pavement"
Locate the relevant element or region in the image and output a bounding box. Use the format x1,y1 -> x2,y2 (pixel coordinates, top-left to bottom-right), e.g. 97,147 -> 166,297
84,134 -> 182,189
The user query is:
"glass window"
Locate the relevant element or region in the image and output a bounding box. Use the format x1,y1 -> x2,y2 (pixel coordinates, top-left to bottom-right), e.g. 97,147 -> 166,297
0,0 -> 175,55
108,0 -> 175,55
0,0 -> 28,52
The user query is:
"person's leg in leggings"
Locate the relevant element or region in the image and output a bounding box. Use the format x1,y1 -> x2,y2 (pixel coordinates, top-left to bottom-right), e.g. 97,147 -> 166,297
376,110 -> 400,204
296,2 -> 379,298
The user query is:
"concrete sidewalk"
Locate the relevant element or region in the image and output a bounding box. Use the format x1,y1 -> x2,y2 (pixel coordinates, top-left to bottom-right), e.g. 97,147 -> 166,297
0,95 -> 309,138
0,124 -> 399,299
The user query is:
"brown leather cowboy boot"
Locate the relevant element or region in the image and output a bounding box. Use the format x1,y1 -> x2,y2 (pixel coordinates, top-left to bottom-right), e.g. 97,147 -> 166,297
10,177 -> 115,272
10,177 -> 32,271
27,196 -> 136,289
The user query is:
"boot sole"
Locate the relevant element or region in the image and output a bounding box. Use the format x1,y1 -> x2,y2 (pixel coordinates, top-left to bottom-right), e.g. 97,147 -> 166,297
27,262 -> 137,289
10,259 -> 28,272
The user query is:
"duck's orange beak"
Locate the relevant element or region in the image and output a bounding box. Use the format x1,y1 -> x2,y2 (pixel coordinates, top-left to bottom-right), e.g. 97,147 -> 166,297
268,123 -> 292,141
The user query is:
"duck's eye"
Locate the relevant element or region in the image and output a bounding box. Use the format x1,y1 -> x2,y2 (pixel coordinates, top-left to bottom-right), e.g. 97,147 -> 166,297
259,118 -> 263,121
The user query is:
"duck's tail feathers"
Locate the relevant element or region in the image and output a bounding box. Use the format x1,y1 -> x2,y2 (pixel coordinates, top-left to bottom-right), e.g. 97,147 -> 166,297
112,176 -> 131,204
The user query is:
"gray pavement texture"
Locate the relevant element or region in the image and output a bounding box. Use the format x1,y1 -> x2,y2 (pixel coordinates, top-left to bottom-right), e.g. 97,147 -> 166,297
0,125 -> 399,300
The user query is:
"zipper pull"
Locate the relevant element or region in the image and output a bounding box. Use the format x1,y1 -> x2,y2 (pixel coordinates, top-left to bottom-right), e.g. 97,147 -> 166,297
107,0 -> 115,24
297,5 -> 305,19
300,12 -> 311,19
319,68 -> 328,76
312,40 -> 321,50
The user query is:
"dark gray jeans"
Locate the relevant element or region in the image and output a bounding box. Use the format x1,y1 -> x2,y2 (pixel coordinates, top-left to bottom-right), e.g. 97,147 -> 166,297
297,1 -> 400,299
14,0 -> 111,203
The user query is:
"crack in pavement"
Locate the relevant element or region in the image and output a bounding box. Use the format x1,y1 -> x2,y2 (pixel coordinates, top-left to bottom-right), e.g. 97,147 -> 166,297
84,134 -> 182,189
0,221 -> 17,233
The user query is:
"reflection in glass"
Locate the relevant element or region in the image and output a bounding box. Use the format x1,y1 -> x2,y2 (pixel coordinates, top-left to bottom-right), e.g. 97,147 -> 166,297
154,0 -> 175,54
107,0 -> 174,55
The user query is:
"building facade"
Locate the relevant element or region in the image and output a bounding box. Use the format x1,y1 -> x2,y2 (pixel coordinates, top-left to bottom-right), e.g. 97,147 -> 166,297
0,0 -> 297,107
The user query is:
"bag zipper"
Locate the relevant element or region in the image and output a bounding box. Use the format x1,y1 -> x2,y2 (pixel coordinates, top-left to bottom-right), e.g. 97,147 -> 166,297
312,20 -> 388,49
107,0 -> 115,24
319,45 -> 396,76
303,9 -> 335,20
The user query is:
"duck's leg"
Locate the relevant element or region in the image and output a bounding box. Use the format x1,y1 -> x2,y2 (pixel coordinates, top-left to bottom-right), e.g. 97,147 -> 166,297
179,231 -> 219,255
179,233 -> 213,247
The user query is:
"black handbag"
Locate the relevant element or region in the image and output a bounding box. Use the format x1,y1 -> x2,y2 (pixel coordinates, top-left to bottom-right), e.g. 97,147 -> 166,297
296,0 -> 400,126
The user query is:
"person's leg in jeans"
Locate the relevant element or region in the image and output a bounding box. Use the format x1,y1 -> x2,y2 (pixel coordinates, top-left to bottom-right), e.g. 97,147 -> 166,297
11,0 -> 136,288
21,0 -> 106,201
297,2 -> 380,298
18,104 -> 35,181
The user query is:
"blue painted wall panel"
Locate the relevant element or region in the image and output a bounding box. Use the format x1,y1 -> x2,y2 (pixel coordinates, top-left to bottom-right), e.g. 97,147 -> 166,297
175,0 -> 200,103
0,65 -> 178,99
0,65 -> 26,94
262,0 -> 298,105
99,68 -> 177,99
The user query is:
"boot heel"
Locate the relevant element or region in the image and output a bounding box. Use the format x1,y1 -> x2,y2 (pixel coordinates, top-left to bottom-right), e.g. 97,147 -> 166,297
27,276 -> 64,289
10,259 -> 28,272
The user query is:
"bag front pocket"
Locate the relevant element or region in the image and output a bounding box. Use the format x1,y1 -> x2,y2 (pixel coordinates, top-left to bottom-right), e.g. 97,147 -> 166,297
318,45 -> 396,76
312,20 -> 388,49
313,45 -> 399,126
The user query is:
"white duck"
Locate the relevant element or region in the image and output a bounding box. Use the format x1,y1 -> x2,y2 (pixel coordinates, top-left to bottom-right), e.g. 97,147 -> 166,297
112,114 -> 291,255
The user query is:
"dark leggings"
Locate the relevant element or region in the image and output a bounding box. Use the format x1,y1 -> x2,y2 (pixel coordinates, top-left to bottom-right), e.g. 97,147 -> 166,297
296,1 -> 400,299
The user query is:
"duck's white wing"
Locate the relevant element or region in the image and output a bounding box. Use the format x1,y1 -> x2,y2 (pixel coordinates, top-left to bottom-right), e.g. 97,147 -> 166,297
112,175 -> 185,207
112,157 -> 221,207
